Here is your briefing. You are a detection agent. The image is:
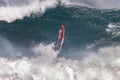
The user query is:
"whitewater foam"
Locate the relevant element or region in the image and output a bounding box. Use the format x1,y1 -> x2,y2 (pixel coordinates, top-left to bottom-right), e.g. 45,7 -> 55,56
32,43 -> 59,62
0,38 -> 120,80
106,23 -> 120,38
1,0 -> 120,22
0,0 -> 58,23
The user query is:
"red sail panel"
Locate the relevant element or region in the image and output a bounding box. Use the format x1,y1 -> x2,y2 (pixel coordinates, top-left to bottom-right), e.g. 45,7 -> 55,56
55,24 -> 65,52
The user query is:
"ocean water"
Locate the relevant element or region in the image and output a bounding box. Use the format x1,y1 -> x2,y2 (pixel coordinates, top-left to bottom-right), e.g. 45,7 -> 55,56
0,0 -> 120,80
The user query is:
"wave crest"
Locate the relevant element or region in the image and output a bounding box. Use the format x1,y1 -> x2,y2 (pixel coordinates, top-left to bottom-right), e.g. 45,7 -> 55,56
0,0 -> 58,22
1,0 -> 120,23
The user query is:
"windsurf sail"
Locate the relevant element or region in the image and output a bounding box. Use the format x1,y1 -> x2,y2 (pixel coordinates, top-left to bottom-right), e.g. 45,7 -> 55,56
55,24 -> 65,52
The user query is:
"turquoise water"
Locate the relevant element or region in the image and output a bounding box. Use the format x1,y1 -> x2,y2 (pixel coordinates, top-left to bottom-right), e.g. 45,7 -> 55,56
1,6 -> 120,49
0,2 -> 120,79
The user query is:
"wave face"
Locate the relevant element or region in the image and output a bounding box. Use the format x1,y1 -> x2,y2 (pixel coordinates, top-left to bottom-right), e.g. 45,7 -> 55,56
0,2 -> 120,80
1,0 -> 120,22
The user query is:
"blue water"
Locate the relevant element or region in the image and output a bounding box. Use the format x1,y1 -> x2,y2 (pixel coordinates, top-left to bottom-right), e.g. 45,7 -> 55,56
1,6 -> 120,49
1,0 -> 120,79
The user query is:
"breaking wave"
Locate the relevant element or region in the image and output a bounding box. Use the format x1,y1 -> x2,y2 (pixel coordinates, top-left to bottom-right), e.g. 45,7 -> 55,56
106,23 -> 120,38
0,37 -> 120,80
0,0 -> 58,22
1,0 -> 120,80
1,0 -> 120,22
